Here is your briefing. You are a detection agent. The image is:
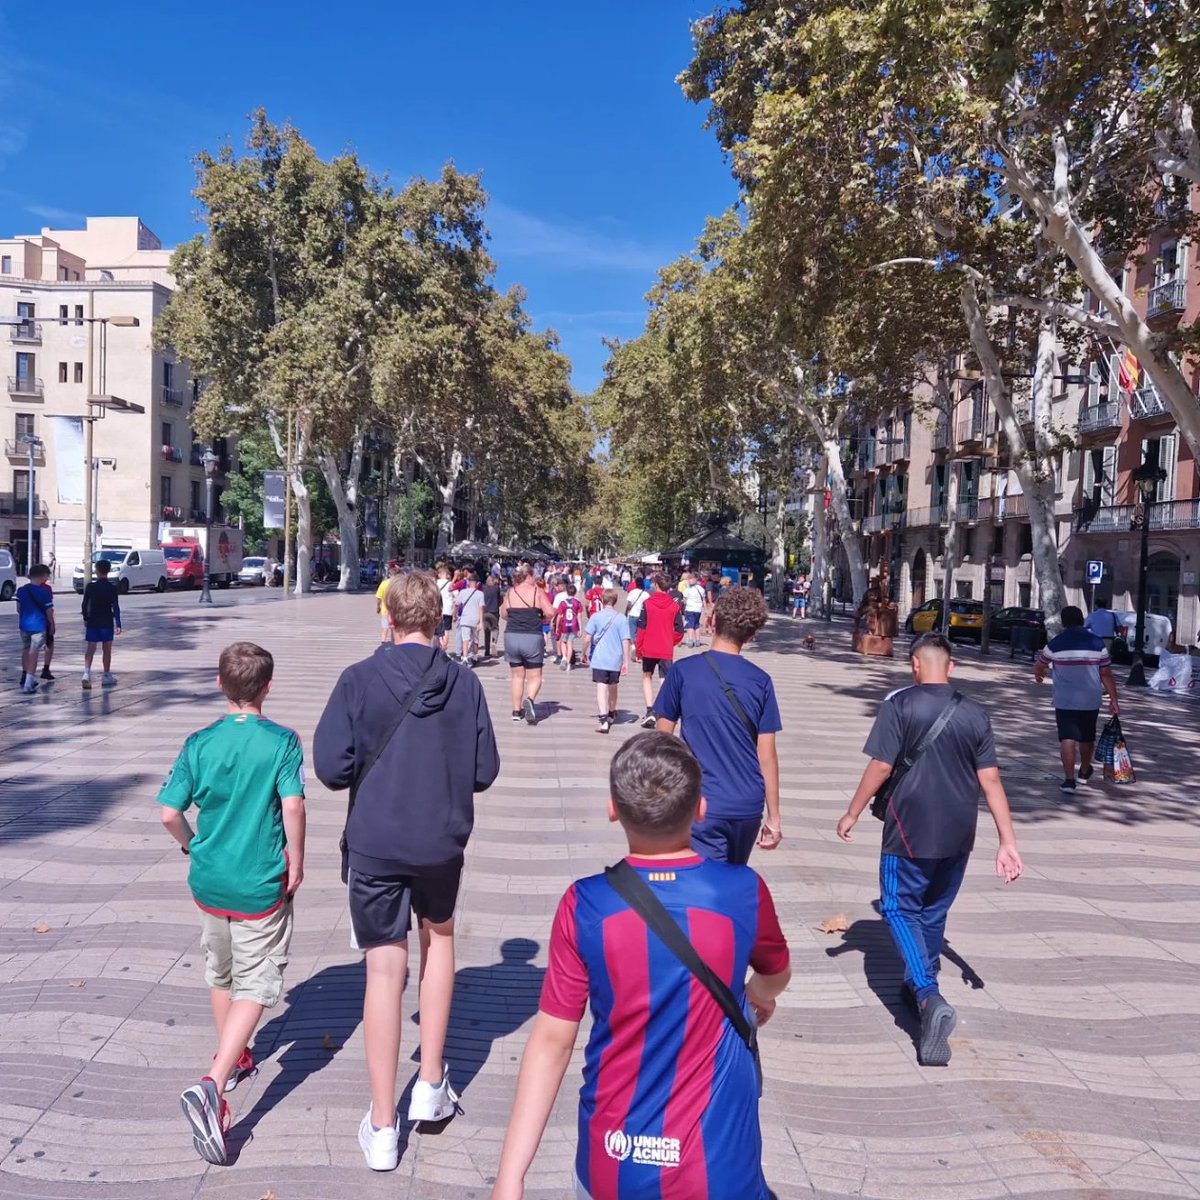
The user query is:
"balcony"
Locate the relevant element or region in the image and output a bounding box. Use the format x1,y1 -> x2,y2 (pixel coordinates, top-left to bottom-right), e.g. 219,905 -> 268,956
1078,499 -> 1200,533
863,510 -> 907,534
932,419 -> 951,451
879,437 -> 911,465
1128,382 -> 1168,421
161,444 -> 183,463
4,437 -> 44,462
908,504 -> 948,527
7,375 -> 43,397
161,386 -> 184,407
0,492 -> 46,517
189,506 -> 207,522
1147,277 -> 1186,318
9,320 -> 41,344
189,446 -> 204,466
1079,403 -> 1123,434
161,504 -> 184,521
956,414 -> 998,445
955,499 -> 984,523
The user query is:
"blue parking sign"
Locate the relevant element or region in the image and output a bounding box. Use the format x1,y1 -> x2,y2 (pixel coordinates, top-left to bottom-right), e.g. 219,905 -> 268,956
1086,560 -> 1104,584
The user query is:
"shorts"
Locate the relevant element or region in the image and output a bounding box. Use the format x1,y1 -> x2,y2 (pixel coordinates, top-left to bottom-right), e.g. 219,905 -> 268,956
1055,708 -> 1100,744
684,611 -> 701,630
440,614 -> 453,633
20,630 -> 47,651
484,612 -> 499,632
592,668 -> 620,685
691,813 -> 762,865
199,899 -> 293,1007
380,614 -> 390,632
85,626 -> 115,644
542,622 -> 552,636
505,631 -> 545,668
641,656 -> 671,677
348,865 -> 462,948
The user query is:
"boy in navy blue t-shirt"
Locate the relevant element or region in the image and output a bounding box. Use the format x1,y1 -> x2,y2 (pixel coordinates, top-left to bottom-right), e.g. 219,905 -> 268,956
16,563 -> 54,694
81,559 -> 122,690
654,586 -> 782,864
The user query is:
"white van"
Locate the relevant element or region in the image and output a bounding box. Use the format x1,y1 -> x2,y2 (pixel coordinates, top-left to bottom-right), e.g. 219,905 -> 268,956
0,547 -> 15,601
73,547 -> 167,595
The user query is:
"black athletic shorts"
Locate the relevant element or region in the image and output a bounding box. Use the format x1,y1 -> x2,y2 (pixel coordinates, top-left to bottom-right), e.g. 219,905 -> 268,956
641,656 -> 671,677
1055,708 -> 1099,745
348,865 -> 462,948
440,615 -> 453,634
592,668 -> 620,685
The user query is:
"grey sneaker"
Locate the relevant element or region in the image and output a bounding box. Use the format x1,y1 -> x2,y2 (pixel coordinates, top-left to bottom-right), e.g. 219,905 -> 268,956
918,994 -> 957,1066
522,697 -> 537,726
180,1077 -> 230,1164
102,672 -> 117,688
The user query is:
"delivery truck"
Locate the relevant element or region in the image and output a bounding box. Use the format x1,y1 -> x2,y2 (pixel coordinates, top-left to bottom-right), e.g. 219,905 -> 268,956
161,526 -> 244,590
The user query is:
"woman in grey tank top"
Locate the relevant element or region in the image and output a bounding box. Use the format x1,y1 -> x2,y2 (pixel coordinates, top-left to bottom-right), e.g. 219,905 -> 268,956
501,565 -> 556,725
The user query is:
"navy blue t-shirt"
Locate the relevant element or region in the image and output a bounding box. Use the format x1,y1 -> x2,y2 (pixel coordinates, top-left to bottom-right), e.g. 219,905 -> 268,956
654,651 -> 782,819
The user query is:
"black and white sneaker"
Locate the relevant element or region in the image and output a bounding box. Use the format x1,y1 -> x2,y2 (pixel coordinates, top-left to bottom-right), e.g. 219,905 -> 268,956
640,711 -> 656,730
1059,778 -> 1077,793
511,710 -> 523,722
523,698 -> 537,726
596,715 -> 611,734
1078,765 -> 1094,782
607,710 -> 618,723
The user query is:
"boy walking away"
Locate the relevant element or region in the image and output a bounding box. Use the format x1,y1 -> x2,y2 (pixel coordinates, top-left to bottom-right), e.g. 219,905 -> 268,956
376,563 -> 400,644
583,589 -> 630,733
655,586 -> 783,864
481,573 -> 502,659
585,574 -> 606,618
314,571 -> 499,1172
836,633 -> 1022,1066
159,642 -> 306,1164
490,733 -> 791,1200
456,573 -> 484,667
556,584 -> 585,671
16,563 -> 54,693
1035,605 -> 1120,792
634,573 -> 683,729
682,572 -> 707,648
81,559 -> 122,689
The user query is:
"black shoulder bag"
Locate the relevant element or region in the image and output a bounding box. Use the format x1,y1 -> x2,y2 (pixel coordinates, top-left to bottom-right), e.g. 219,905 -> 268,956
339,651 -> 446,883
704,652 -> 758,744
605,860 -> 763,1097
870,692 -> 963,821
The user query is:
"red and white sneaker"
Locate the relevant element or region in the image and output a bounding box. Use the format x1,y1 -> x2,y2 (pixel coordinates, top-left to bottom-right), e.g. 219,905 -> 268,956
180,1076 -> 231,1164
223,1049 -> 256,1093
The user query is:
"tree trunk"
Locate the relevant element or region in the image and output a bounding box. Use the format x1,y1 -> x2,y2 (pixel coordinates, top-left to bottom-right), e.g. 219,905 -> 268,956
810,457 -> 831,620
771,485 -> 788,607
999,139 -> 1200,463
318,428 -> 365,592
961,279 -> 1067,633
434,446 -> 464,554
940,462 -> 960,631
293,476 -> 312,596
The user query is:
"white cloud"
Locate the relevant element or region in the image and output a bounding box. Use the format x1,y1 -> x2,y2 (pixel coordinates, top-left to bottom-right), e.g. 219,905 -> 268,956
489,202 -> 667,274
27,203 -> 85,226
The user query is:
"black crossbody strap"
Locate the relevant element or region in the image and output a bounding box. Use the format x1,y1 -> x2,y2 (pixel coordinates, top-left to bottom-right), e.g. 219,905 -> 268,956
605,861 -> 762,1095
704,653 -> 758,744
900,692 -> 964,772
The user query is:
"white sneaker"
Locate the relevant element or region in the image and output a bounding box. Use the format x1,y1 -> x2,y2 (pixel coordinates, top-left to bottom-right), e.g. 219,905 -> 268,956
102,673 -> 117,688
358,1108 -> 400,1171
21,678 -> 37,694
407,1065 -> 460,1123
81,672 -> 92,690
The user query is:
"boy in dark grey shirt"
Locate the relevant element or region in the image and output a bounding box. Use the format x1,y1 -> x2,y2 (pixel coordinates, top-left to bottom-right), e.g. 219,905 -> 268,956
836,633 -> 1023,1067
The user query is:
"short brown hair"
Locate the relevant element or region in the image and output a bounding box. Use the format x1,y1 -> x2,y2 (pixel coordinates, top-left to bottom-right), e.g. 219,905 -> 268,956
652,572 -> 669,592
603,588 -> 620,607
385,570 -> 441,637
713,586 -> 769,645
219,642 -> 274,704
611,732 -> 701,835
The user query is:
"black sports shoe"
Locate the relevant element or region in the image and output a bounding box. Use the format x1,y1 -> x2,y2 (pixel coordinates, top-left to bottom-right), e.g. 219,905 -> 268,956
511,710 -> 523,722
1078,765 -> 1094,782
640,711 -> 656,730
607,710 -> 618,723
1059,778 -> 1077,793
917,994 -> 957,1066
596,715 -> 611,734
40,669 -> 55,681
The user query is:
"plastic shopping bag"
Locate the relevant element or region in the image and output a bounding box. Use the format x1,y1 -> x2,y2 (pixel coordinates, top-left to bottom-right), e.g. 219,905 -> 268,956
1105,722 -> 1136,785
1148,651 -> 1199,699
1096,717 -> 1119,768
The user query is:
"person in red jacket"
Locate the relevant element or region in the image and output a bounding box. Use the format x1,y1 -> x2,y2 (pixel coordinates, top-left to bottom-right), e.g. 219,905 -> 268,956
634,572 -> 684,728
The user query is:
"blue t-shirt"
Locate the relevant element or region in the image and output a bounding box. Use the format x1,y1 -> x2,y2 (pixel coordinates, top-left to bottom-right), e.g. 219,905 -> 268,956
654,651 -> 782,819
16,582 -> 53,633
1038,628 -> 1111,710
586,610 -> 629,672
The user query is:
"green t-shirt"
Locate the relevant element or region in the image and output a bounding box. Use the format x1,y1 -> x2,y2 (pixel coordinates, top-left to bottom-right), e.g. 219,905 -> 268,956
158,714 -> 305,917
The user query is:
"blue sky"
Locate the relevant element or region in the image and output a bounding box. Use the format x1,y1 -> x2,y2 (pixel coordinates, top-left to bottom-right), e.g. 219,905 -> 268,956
0,1 -> 735,392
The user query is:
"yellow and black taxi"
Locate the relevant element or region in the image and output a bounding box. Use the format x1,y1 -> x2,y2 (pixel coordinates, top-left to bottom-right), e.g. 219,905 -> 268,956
904,598 -> 985,642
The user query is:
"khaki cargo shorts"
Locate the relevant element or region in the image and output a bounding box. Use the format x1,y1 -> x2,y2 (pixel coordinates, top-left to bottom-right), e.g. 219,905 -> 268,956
199,899 -> 293,1007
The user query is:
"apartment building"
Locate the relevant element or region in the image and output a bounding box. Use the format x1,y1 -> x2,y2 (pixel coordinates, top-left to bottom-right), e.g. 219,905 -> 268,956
0,217 -> 231,578
842,195 -> 1200,646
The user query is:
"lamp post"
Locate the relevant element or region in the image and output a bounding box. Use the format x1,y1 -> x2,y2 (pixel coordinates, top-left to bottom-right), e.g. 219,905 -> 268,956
19,434 -> 42,573
1128,452 -> 1167,687
200,449 -> 219,606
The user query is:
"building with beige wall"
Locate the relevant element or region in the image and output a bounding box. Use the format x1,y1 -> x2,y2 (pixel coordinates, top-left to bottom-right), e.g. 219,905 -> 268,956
1,217 -> 232,579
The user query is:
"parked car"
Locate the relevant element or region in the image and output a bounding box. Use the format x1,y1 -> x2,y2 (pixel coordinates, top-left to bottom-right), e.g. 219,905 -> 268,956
239,556 -> 270,586
905,598 -> 985,642
0,547 -> 15,600
989,606 -> 1048,648
73,546 -> 167,594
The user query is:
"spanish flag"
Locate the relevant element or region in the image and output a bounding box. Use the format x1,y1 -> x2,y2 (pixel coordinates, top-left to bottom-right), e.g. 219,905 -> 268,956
1117,348 -> 1141,393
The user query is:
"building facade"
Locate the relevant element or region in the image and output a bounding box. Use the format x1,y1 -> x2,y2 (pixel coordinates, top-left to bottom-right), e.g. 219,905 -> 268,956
0,217 -> 231,579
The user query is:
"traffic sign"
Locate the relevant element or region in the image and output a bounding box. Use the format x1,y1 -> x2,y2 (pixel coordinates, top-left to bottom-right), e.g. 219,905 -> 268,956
1086,560 -> 1104,585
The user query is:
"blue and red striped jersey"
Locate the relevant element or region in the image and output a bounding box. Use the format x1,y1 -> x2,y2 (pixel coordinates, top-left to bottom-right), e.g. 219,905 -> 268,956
540,854 -> 789,1200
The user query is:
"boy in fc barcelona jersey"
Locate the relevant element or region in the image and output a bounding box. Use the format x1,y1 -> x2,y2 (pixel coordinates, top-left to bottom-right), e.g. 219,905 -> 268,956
490,732 -> 791,1200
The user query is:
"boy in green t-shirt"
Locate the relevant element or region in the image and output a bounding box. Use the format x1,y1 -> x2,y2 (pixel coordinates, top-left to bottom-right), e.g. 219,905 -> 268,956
159,641 -> 307,1166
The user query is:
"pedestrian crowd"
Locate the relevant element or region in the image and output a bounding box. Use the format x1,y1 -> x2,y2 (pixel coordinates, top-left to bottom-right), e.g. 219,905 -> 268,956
13,554 -> 1140,1197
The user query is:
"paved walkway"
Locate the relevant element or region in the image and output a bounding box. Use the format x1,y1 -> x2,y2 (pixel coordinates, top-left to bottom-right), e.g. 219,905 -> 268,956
0,590 -> 1197,1199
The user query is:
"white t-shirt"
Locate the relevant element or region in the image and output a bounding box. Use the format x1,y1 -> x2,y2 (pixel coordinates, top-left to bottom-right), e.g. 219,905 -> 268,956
553,591 -> 569,612
438,580 -> 454,616
685,583 -> 707,613
626,587 -> 648,620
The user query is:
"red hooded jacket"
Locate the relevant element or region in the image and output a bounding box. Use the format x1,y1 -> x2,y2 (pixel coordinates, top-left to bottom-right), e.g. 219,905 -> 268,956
635,590 -> 684,660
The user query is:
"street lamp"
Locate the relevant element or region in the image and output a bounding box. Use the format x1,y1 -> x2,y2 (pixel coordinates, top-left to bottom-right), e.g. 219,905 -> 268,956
199,449 -> 220,605
1127,452 -> 1168,687
18,434 -> 43,574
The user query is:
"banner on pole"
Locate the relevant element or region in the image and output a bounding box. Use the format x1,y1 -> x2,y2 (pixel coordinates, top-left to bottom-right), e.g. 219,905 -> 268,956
364,497 -> 380,540
263,471 -> 285,530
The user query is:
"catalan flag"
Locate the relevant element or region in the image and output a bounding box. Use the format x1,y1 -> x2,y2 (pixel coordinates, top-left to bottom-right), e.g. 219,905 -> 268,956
1117,348 -> 1141,393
